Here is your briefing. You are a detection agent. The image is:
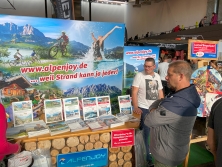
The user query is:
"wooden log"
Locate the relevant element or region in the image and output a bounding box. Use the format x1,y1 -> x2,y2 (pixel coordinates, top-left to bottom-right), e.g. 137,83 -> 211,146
61,146 -> 70,154
103,143 -> 108,148
66,137 -> 79,147
117,151 -> 124,159
90,134 -> 99,143
70,146 -> 77,152
100,133 -> 110,143
124,152 -> 132,161
37,140 -> 51,149
121,146 -> 132,153
52,138 -> 65,150
51,157 -> 57,165
118,159 -> 124,166
109,153 -> 117,162
109,147 -> 120,154
85,142 -> 93,150
123,161 -> 132,167
25,142 -> 36,151
109,161 -> 118,167
94,141 -> 103,149
77,144 -> 84,151
51,149 -> 59,157
79,135 -> 89,144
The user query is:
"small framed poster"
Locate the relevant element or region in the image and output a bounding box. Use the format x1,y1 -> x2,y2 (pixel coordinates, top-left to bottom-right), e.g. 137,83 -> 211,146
188,39 -> 218,60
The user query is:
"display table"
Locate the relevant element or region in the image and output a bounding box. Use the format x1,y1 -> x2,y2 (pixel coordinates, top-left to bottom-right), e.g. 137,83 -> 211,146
19,113 -> 140,167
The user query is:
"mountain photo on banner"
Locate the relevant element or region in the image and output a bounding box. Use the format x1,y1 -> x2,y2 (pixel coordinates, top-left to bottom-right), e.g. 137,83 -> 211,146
123,46 -> 159,94
0,14 -> 125,115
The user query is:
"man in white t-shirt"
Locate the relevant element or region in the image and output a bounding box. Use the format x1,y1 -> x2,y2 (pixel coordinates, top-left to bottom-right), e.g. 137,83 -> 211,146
158,54 -> 172,96
132,58 -> 164,167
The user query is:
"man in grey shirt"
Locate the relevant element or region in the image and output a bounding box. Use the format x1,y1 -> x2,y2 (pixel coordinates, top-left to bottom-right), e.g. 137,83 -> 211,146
145,61 -> 200,166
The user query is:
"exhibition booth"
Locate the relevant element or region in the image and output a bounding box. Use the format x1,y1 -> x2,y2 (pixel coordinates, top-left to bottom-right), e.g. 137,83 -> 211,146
0,13 -> 221,167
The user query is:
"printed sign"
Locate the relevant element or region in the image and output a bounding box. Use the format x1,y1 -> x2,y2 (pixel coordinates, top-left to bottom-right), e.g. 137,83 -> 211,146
188,39 -> 218,59
57,148 -> 108,167
0,14 -> 125,115
111,129 -> 135,148
123,46 -> 159,89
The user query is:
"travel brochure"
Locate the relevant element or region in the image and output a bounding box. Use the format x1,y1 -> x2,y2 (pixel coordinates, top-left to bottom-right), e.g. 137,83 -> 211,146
24,120 -> 49,137
118,95 -> 133,115
62,97 -> 80,121
99,115 -> 124,128
7,95 -> 138,137
82,97 -> 99,120
97,96 -> 112,116
48,122 -> 70,136
116,112 -> 140,123
6,126 -> 28,139
65,118 -> 89,132
85,118 -> 109,131
12,100 -> 33,127
44,99 -> 63,123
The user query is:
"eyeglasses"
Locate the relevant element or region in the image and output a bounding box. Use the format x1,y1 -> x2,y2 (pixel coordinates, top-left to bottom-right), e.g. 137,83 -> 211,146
144,65 -> 154,68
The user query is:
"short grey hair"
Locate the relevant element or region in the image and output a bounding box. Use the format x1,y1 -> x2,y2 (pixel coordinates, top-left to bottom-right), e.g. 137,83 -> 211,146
169,60 -> 192,80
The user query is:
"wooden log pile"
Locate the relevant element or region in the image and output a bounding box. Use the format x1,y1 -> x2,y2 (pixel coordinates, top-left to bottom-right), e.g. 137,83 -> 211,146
24,132 -> 133,166
108,146 -> 132,167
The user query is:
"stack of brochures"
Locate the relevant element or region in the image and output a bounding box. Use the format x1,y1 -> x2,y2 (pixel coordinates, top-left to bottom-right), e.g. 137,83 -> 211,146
116,113 -> 140,123
6,126 -> 28,139
99,115 -> 125,128
85,118 -> 109,131
25,120 -> 50,138
48,122 -> 70,136
65,118 -> 89,132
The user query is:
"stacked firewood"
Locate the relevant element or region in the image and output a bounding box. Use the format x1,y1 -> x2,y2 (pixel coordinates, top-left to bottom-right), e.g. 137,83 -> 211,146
24,132 -> 132,167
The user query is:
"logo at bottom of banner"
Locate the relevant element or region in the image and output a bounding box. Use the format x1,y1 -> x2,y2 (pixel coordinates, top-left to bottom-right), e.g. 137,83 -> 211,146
57,148 -> 108,167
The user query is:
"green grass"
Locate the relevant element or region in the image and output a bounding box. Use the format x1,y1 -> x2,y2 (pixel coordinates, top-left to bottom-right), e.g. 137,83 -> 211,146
177,143 -> 214,167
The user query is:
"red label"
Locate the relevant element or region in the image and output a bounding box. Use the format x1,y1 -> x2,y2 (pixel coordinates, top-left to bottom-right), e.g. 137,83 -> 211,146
192,42 -> 216,54
111,129 -> 135,148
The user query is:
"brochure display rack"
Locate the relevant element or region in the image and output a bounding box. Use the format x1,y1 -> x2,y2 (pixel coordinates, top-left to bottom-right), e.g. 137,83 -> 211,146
19,114 -> 140,167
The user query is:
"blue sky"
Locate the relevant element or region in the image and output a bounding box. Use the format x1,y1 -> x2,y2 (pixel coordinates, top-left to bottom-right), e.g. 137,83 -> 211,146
0,14 -> 125,49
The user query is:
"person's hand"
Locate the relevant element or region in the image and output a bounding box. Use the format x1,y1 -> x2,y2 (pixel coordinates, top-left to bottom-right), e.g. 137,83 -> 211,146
133,107 -> 142,114
14,140 -> 22,154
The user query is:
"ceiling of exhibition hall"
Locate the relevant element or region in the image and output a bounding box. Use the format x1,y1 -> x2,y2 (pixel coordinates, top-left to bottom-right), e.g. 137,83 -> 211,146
0,0 -> 16,10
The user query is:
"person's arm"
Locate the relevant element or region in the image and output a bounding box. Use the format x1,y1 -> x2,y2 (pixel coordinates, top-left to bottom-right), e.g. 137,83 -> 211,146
158,89 -> 164,99
145,105 -> 179,127
132,86 -> 142,114
0,104 -> 20,156
207,127 -> 217,160
157,75 -> 164,98
91,33 -> 97,43
101,26 -> 122,42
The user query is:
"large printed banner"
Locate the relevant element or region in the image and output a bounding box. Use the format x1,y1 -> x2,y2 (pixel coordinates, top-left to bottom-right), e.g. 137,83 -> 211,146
0,14 -> 125,114
188,39 -> 218,60
123,46 -> 159,89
